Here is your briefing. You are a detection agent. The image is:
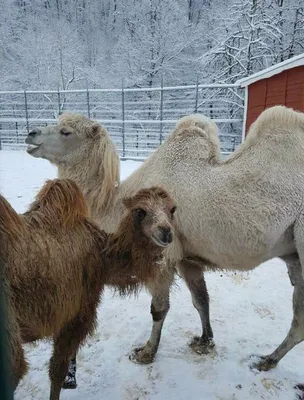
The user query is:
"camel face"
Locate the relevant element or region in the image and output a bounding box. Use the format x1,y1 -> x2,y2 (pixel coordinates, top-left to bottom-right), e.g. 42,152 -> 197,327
25,124 -> 83,163
123,187 -> 176,248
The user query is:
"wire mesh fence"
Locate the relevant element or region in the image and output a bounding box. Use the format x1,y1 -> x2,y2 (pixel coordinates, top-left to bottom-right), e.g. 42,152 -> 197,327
0,83 -> 244,159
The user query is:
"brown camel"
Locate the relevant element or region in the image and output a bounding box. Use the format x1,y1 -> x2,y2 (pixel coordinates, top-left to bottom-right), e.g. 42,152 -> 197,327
0,179 -> 175,400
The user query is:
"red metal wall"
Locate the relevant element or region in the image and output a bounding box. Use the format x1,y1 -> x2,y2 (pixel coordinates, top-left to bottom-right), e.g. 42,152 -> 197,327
245,65 -> 304,135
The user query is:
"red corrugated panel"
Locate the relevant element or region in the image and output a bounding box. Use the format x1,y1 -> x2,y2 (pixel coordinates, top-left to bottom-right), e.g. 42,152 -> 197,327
245,66 -> 304,136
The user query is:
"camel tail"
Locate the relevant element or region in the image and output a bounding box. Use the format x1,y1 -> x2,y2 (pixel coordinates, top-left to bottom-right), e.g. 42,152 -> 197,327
0,194 -> 23,243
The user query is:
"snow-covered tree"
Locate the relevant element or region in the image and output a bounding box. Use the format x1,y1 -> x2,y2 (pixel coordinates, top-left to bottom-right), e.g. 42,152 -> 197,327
200,0 -> 304,83
0,0 -> 302,89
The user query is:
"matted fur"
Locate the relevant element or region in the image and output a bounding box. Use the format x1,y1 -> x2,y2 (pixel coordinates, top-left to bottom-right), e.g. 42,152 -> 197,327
27,179 -> 89,226
1,180 -> 174,398
0,246 -> 26,391
0,179 -> 105,400
0,196 -> 24,246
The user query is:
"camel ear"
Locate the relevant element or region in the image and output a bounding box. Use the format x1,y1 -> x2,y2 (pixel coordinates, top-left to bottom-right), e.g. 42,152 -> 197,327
122,197 -> 133,209
88,122 -> 101,138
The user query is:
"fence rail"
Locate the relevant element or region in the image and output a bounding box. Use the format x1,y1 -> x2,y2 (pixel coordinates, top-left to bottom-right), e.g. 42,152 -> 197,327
0,83 -> 245,158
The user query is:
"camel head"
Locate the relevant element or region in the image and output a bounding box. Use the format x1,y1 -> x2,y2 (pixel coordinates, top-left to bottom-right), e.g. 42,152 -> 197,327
26,112 -> 120,215
123,186 -> 176,248
25,113 -> 113,166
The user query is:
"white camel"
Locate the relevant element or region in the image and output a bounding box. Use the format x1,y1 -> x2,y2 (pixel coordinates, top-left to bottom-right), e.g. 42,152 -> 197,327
26,106 -> 304,378
25,113 -> 217,367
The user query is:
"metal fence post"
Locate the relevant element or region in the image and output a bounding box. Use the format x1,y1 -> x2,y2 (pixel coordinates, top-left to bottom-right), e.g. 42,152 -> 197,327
194,75 -> 199,113
159,76 -> 164,145
24,90 -> 29,133
232,136 -> 236,151
210,103 -> 213,119
57,89 -> 61,115
16,122 -> 18,143
122,80 -> 125,157
86,87 -> 91,118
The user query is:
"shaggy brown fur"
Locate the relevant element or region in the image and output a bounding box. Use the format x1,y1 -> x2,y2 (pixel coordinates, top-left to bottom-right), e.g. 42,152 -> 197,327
0,180 -> 175,400
0,253 -> 24,393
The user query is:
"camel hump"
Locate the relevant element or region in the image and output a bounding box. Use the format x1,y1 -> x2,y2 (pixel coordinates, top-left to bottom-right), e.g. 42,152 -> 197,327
175,114 -> 218,138
174,114 -> 221,163
248,105 -> 304,139
0,194 -> 23,243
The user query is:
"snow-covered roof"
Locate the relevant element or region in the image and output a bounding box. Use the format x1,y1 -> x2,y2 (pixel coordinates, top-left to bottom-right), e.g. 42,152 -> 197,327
236,53 -> 304,87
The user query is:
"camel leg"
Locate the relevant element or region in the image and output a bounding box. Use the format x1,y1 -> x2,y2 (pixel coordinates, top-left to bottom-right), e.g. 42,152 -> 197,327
295,384 -> 304,400
10,339 -> 28,391
49,312 -> 96,400
5,318 -> 28,391
62,354 -> 77,389
129,266 -> 174,364
294,219 -> 304,282
252,260 -> 304,371
2,284 -> 28,391
177,258 -> 214,354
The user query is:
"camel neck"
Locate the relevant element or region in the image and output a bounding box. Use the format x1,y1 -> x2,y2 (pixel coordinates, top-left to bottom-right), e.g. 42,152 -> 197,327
103,220 -> 163,291
57,154 -> 109,219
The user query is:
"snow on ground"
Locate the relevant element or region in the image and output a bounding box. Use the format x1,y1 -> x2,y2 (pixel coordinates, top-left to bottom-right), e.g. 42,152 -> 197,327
0,150 -> 303,400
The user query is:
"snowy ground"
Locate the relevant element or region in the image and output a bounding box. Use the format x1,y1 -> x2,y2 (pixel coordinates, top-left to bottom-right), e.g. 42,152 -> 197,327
0,150 -> 303,400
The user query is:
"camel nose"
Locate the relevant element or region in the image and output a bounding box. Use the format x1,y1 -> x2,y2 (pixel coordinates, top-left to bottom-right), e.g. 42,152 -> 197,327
158,226 -> 173,244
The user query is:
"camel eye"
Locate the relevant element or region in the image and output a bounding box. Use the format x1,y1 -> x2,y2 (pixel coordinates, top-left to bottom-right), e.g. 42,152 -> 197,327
134,208 -> 146,219
60,128 -> 72,136
170,206 -> 176,215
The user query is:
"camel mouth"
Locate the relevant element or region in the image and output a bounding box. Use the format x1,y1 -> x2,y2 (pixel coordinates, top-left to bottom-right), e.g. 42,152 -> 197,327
26,144 -> 41,154
151,234 -> 172,248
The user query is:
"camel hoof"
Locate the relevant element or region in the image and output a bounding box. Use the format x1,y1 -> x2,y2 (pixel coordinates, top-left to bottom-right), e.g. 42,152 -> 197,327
62,381 -> 77,390
250,356 -> 277,371
295,384 -> 304,400
129,347 -> 155,364
62,376 -> 77,389
188,336 -> 215,355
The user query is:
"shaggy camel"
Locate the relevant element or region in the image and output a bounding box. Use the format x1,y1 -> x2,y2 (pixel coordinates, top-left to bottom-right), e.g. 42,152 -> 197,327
26,105 -> 304,375
0,179 -> 176,399
25,113 -> 215,377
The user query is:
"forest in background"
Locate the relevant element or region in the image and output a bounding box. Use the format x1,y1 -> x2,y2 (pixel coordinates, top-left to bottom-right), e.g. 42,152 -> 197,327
0,0 -> 303,90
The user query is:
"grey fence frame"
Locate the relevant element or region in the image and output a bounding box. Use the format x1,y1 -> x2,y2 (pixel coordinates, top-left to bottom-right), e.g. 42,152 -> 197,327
0,82 -> 245,158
